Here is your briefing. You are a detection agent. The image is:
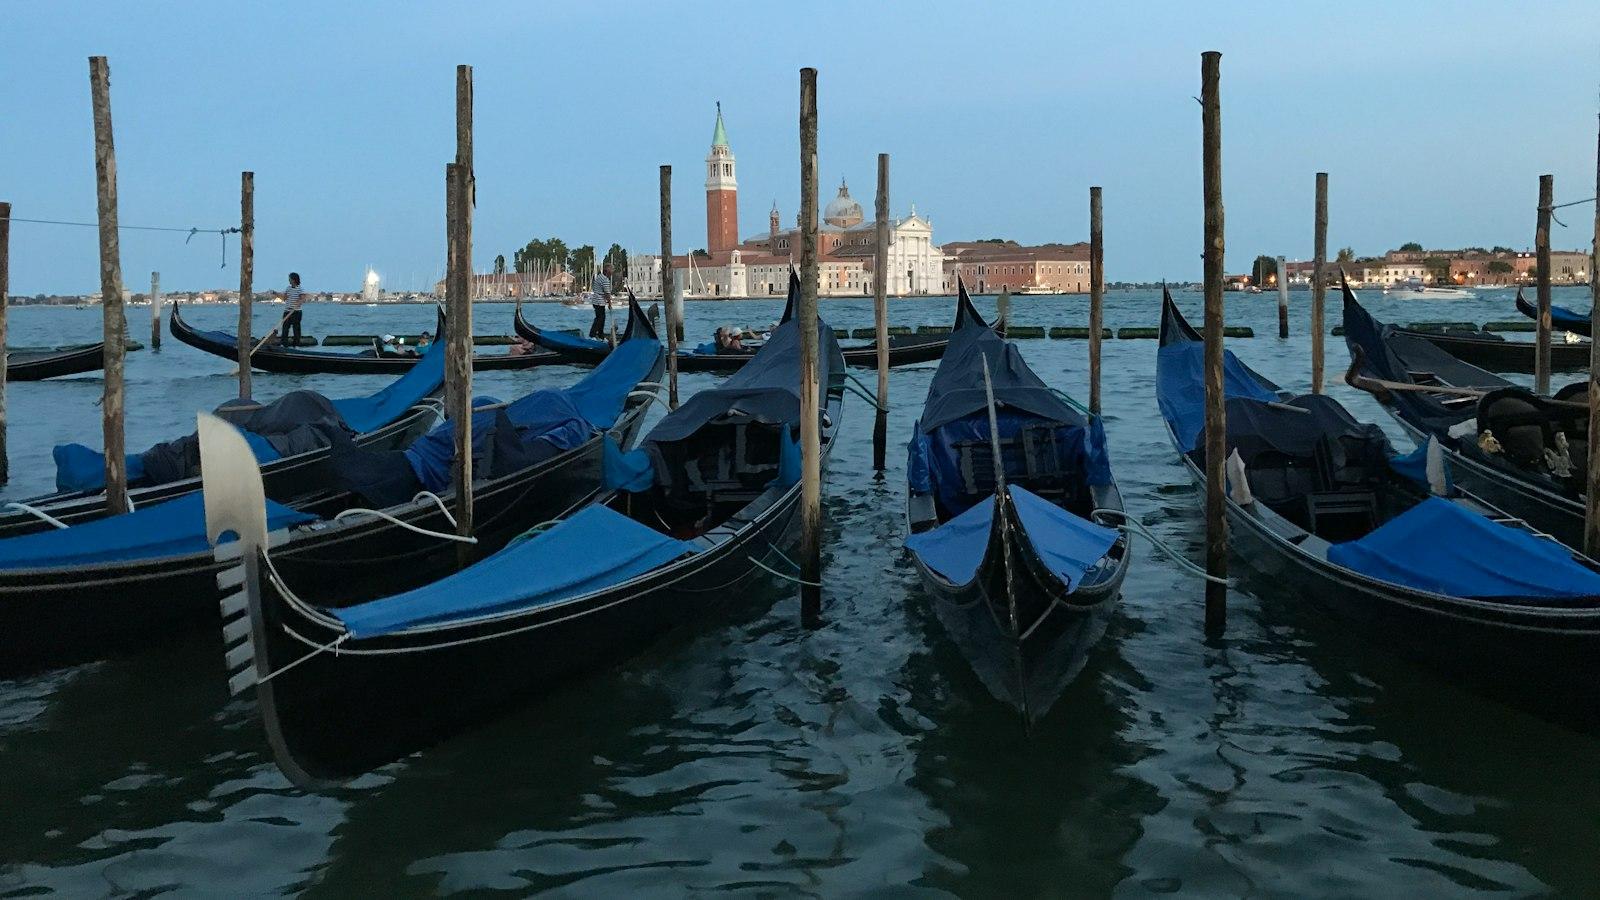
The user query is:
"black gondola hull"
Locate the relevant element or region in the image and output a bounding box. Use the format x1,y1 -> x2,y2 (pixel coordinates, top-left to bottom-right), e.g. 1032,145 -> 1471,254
172,303 -> 563,374
8,343 -> 106,380
0,380 -> 656,678
1405,327 -> 1592,373
238,391 -> 841,786
911,484 -> 1128,721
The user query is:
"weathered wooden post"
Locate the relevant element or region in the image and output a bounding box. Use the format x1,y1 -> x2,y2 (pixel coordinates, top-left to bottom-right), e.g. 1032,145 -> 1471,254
149,270 -> 161,349
1534,174 -> 1553,396
1089,186 -> 1104,415
1585,115 -> 1600,558
237,171 -> 254,400
0,201 -> 9,483
660,164 -> 679,408
798,67 -> 823,625
89,56 -> 128,514
997,285 -> 1011,330
1276,255 -> 1288,339
448,63 -> 475,556
1311,172 -> 1328,394
872,152 -> 890,472
1201,50 -> 1226,633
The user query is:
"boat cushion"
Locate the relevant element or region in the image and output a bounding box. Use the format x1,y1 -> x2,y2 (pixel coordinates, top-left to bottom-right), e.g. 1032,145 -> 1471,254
906,485 -> 1118,589
0,492 -> 314,571
333,504 -> 696,638
1327,496 -> 1600,602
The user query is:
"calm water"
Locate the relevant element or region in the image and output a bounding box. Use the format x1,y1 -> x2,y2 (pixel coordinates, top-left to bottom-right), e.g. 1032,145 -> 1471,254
1,288 -> 1597,897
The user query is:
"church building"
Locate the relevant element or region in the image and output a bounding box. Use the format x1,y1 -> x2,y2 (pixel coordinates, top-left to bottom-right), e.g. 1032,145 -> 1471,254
629,105 -> 942,299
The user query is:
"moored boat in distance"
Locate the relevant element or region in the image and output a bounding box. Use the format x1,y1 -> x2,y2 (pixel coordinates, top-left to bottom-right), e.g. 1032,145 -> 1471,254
1516,287 -> 1592,336
1384,278 -> 1475,300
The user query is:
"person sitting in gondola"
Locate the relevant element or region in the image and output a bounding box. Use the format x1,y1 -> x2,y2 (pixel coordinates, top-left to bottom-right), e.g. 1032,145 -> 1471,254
714,327 -> 745,354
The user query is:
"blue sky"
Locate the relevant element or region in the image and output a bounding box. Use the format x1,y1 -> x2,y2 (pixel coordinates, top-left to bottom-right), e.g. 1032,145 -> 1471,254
4,1 -> 1597,294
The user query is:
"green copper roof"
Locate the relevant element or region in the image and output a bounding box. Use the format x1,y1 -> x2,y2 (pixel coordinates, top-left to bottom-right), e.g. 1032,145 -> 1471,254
711,102 -> 728,147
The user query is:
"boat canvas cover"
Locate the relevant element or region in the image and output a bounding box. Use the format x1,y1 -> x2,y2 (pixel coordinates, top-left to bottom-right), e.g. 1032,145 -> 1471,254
906,485 -> 1118,588
334,503 -> 695,638
1155,339 -> 1279,453
399,336 -> 659,495
534,328 -> 607,352
329,337 -> 446,433
1220,393 -> 1393,470
643,317 -> 843,447
1327,496 -> 1600,603
917,317 -> 1078,434
0,492 -> 314,571
1342,288 -> 1511,434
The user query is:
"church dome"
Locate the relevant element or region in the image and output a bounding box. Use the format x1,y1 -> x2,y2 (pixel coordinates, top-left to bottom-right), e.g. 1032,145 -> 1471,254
823,179 -> 864,228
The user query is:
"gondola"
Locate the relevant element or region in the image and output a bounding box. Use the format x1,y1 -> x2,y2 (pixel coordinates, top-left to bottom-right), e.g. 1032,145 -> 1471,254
904,281 -> 1129,722
1159,290 -> 1600,726
7,342 -> 106,380
209,285 -> 845,787
1343,284 -> 1588,547
0,305 -> 663,678
515,289 -> 952,373
0,340 -> 446,542
1387,300 -> 1592,372
171,301 -> 564,374
1516,288 -> 1592,337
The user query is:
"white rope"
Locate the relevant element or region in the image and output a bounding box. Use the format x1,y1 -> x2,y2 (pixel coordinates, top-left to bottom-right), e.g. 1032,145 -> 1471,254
332,491 -> 477,543
749,555 -> 821,587
1091,507 -> 1233,586
256,632 -> 352,685
5,502 -> 69,529
627,389 -> 671,412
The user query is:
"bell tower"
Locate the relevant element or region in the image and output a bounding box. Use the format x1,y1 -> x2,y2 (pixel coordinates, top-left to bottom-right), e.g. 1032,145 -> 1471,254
769,200 -> 780,243
705,102 -> 738,255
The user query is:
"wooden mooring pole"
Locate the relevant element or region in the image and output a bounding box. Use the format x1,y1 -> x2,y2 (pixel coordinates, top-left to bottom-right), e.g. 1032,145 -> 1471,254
0,201 -> 9,484
448,64 -> 475,557
1088,186 -> 1104,415
237,172 -> 254,400
1534,174 -> 1553,396
1584,114 -> 1600,559
660,164 -> 679,409
1311,172 -> 1327,394
1276,256 -> 1288,339
872,152 -> 890,472
798,67 -> 823,626
89,56 -> 128,514
149,271 -> 161,349
997,285 -> 1011,330
1200,50 -> 1226,634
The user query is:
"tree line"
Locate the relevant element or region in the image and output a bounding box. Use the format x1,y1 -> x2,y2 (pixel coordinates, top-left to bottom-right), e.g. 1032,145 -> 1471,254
496,238 -> 631,290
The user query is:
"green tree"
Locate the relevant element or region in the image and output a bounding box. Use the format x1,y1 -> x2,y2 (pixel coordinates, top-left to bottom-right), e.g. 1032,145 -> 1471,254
1250,254 -> 1279,285
1398,241 -> 1423,252
493,254 -> 506,275
570,245 -> 596,289
1487,260 -> 1514,274
1491,246 -> 1515,255
513,237 -> 569,274
604,243 -> 628,286
1336,247 -> 1356,263
1423,256 -> 1451,283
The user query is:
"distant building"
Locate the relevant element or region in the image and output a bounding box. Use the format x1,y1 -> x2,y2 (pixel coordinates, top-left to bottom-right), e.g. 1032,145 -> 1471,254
940,241 -> 1092,294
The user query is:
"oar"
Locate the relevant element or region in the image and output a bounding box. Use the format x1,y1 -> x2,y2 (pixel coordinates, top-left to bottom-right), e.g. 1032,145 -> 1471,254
230,313 -> 288,375
980,351 -> 1006,496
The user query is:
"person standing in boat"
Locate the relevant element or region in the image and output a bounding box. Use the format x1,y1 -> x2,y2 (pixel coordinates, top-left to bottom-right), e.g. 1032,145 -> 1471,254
588,263 -> 614,339
279,272 -> 306,347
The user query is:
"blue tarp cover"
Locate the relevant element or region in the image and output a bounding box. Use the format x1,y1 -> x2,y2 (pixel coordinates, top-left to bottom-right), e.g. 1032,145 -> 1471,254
331,337 -> 446,433
906,485 -> 1119,588
1327,496 -> 1600,602
334,503 -> 695,638
54,433 -> 282,493
535,328 -> 606,351
403,336 -> 657,492
1155,339 -> 1280,453
0,492 -> 314,570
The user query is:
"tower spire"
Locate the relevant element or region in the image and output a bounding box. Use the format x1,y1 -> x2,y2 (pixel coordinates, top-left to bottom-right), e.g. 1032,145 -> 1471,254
712,101 -> 728,147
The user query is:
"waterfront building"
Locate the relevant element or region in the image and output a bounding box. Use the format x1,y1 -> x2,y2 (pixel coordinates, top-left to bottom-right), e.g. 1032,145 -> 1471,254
651,106 -> 942,298
940,241 -> 1092,294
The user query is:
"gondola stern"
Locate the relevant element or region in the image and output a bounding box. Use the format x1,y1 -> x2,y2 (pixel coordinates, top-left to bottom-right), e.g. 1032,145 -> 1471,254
954,278 -> 990,331
621,291 -> 658,342
1157,287 -> 1200,346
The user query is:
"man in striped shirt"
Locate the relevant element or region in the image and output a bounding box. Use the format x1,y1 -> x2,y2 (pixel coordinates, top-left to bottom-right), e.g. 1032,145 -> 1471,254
588,262 -> 614,339
279,272 -> 306,347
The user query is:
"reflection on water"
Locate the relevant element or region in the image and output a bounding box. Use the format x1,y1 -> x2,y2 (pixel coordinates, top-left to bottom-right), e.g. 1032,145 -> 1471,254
1,288 -> 1597,895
